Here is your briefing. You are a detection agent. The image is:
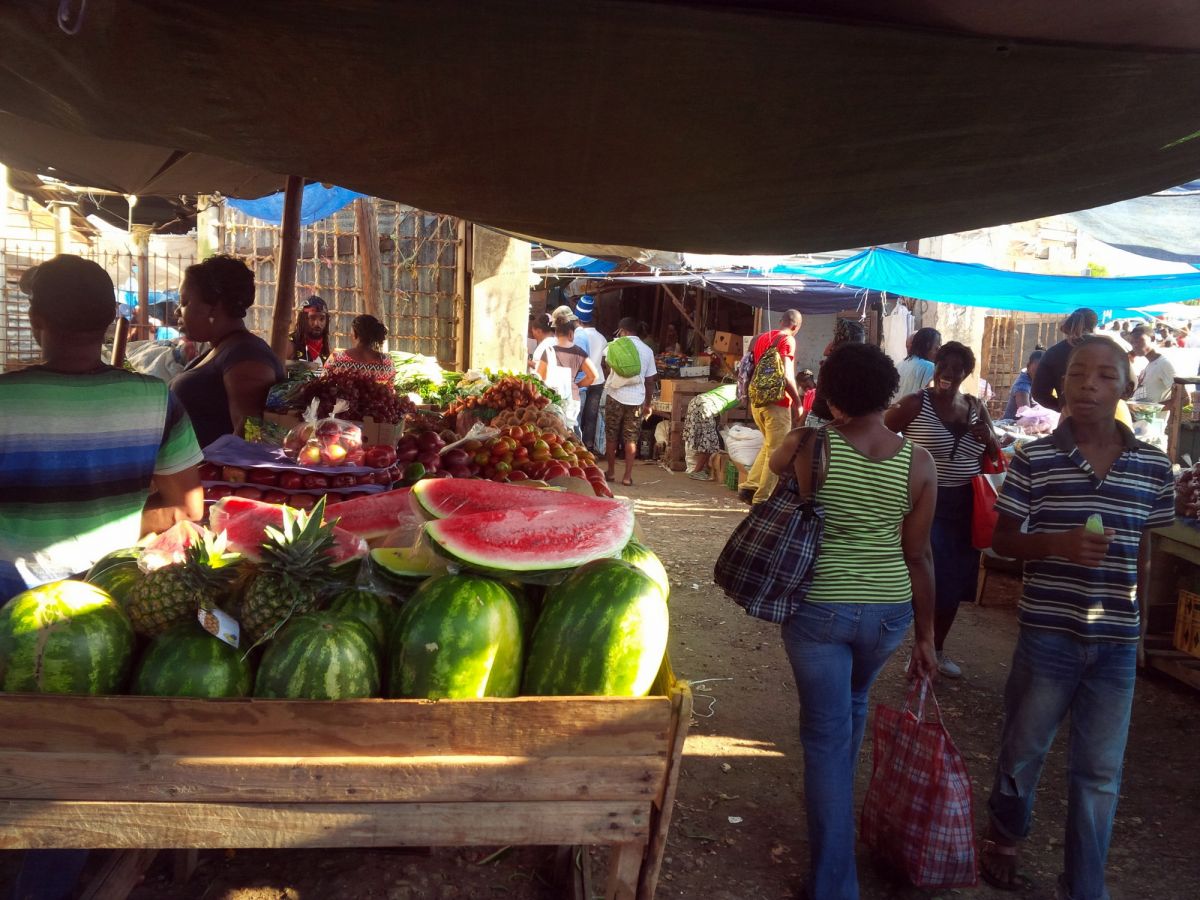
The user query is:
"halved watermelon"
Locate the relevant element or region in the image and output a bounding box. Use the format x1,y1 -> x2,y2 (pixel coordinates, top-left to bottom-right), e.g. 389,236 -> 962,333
324,489 -> 419,540
411,477 -> 625,520
139,521 -> 209,572
208,496 -> 367,565
425,504 -> 634,573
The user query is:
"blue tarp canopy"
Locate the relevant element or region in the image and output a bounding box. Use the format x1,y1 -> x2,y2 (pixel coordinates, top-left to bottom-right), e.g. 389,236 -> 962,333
228,183 -> 365,226
531,252 -> 616,274
769,248 -> 1200,317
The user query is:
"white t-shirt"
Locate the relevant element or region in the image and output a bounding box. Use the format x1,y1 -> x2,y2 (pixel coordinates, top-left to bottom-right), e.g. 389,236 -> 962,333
578,326 -> 608,382
895,356 -> 935,399
605,336 -> 658,406
1134,353 -> 1176,403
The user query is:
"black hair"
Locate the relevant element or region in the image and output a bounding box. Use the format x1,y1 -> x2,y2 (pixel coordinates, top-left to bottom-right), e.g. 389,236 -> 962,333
618,316 -> 640,335
554,318 -> 577,338
184,255 -> 255,318
832,319 -> 866,347
820,343 -> 899,416
530,312 -> 552,334
1028,349 -> 1045,365
1061,308 -> 1098,342
352,314 -> 387,349
907,327 -> 941,361
1067,335 -> 1133,388
935,340 -> 976,376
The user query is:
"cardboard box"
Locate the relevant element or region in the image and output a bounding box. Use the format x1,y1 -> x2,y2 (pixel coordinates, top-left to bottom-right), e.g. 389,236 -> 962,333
718,352 -> 742,375
264,410 -> 404,447
658,378 -> 684,405
713,332 -> 743,354
709,450 -> 728,482
1175,589 -> 1200,660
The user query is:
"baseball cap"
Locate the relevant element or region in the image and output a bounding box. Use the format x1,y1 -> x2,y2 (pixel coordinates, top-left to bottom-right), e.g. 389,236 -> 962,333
575,294 -> 596,323
301,295 -> 327,312
24,255 -> 117,332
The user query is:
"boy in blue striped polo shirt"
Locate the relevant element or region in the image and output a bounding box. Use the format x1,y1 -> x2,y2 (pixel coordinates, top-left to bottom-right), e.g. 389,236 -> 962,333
979,336 -> 1174,899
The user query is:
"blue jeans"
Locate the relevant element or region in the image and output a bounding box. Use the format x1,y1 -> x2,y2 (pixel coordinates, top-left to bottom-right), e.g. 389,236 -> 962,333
782,601 -> 914,900
988,628 -> 1136,900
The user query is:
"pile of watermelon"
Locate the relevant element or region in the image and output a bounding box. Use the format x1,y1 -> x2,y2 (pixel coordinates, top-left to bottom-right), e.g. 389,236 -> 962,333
0,480 -> 670,700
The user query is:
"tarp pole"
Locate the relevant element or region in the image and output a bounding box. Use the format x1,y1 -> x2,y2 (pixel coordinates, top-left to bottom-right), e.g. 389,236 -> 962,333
270,175 -> 304,359
353,197 -> 382,321
661,284 -> 705,353
135,228 -> 150,340
110,316 -> 129,367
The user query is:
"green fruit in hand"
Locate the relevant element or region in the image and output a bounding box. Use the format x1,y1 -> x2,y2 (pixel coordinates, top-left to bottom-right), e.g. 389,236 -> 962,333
1085,513 -> 1105,534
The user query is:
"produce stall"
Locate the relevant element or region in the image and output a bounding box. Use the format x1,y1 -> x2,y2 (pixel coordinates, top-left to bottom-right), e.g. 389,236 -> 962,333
1142,521 -> 1200,691
0,356 -> 689,898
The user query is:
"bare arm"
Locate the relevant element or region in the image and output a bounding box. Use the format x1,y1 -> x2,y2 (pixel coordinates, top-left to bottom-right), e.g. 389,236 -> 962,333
580,358 -> 598,388
991,513 -> 1113,566
141,466 -> 203,535
642,374 -> 657,415
883,393 -> 922,433
223,360 -> 279,437
902,445 -> 939,681
1010,389 -> 1030,411
782,354 -> 801,414
768,426 -> 810,477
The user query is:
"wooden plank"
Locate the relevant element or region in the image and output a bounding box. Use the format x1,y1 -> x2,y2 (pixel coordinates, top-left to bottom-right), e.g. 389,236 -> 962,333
269,174 -> 304,359
78,848 -> 158,900
605,841 -> 645,900
1145,651 -> 1200,691
0,800 -> 652,850
353,197 -> 383,321
0,694 -> 671,757
0,753 -> 665,804
638,683 -> 693,900
172,848 -> 198,884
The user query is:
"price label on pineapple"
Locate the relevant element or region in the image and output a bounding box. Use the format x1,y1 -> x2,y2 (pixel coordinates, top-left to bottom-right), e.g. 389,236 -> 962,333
199,605 -> 241,649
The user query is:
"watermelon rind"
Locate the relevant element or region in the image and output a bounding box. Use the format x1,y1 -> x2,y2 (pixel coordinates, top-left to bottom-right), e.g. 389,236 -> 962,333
412,477 -> 625,521
132,621 -> 253,698
424,505 -> 634,573
254,613 -> 381,700
389,574 -> 523,699
523,559 -> 668,697
620,541 -> 670,601
84,548 -> 144,608
328,588 -> 397,648
0,580 -> 135,695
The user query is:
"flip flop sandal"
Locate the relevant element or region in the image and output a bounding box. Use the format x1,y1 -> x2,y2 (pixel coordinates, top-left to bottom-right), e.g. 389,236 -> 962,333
622,478 -> 634,486
979,839 -> 1033,892
604,473 -> 616,482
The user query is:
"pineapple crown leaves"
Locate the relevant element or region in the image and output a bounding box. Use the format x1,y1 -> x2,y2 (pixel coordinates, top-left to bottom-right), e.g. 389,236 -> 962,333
257,496 -> 339,583
162,528 -> 242,600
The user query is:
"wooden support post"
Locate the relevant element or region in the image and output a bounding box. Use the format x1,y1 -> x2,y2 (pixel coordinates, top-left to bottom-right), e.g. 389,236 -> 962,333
172,848 -> 199,884
269,175 -> 305,360
661,284 -> 704,354
605,841 -> 645,900
135,229 -> 150,342
78,848 -> 158,900
353,198 -> 383,322
456,221 -> 473,371
110,317 -> 129,367
53,201 -> 72,256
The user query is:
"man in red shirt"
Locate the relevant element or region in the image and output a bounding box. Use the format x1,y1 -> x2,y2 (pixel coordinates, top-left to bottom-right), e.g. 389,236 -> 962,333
740,309 -> 804,504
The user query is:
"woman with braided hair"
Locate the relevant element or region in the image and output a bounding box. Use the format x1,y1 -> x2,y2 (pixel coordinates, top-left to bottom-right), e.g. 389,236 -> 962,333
326,314 -> 396,383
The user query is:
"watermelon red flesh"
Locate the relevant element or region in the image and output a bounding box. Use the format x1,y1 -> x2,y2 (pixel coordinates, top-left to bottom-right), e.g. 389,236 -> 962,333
523,559 -> 668,697
388,574 -> 523,699
324,489 -> 419,540
0,580 -> 135,695
425,504 -> 635,572
254,613 -> 381,700
132,622 -> 252,698
412,478 -> 626,521
139,520 -> 208,572
208,497 -> 367,564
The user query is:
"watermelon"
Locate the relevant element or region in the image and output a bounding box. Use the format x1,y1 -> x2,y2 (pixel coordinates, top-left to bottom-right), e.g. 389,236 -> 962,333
328,588 -> 397,648
84,548 -> 144,608
606,336 -> 642,378
620,541 -> 669,600
209,496 -> 368,565
369,541 -> 451,590
425,505 -> 634,573
0,580 -> 135,695
389,574 -> 523,699
325,489 -> 420,541
523,559 -> 668,697
132,621 -> 252,698
411,477 -> 627,520
254,612 -> 380,699
140,520 -> 209,572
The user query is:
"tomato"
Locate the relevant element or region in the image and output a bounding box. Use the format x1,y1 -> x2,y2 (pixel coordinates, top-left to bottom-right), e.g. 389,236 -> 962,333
474,451 -> 492,467
509,426 -> 525,441
589,479 -> 613,498
507,470 -> 529,481
198,462 -> 222,482
567,466 -> 585,479
532,439 -> 549,454
494,461 -> 512,475
542,462 -> 569,481
530,449 -> 551,463
513,446 -> 529,461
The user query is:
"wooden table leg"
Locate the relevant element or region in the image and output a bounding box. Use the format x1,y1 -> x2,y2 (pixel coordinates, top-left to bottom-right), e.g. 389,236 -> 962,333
605,841 -> 645,900
78,849 -> 158,900
173,848 -> 199,884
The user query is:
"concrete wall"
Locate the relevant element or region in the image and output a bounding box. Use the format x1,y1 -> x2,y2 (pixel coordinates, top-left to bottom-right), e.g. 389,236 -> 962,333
469,226 -> 531,371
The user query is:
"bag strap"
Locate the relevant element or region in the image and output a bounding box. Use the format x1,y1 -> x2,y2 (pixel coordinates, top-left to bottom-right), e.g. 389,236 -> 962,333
789,426 -> 828,501
903,676 -> 943,724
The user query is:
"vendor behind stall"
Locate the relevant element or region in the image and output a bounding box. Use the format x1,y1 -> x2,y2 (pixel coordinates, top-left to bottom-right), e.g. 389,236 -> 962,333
0,255 -> 204,599
683,383 -> 740,480
170,255 -> 285,448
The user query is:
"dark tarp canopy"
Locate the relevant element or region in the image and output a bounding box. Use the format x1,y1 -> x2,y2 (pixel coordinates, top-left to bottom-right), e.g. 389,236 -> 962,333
4,2 -> 1200,253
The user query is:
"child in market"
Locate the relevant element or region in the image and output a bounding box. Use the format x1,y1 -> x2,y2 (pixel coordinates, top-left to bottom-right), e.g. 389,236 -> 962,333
980,336 -> 1174,899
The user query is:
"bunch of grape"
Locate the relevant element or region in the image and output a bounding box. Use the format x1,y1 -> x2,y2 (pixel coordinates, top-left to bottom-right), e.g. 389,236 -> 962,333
446,376 -> 551,415
295,372 -> 417,423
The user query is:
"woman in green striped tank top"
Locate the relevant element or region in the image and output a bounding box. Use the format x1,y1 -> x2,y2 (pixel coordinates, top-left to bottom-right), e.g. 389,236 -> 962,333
767,343 -> 939,900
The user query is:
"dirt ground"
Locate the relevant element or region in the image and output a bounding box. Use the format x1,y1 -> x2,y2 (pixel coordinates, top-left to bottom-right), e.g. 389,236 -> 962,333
4,462 -> 1200,899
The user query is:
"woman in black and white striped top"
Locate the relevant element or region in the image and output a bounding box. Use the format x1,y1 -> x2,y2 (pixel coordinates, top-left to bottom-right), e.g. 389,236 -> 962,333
886,341 -> 1000,679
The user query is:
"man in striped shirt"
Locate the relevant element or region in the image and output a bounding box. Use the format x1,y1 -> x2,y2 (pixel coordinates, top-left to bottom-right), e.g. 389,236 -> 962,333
980,336 -> 1174,899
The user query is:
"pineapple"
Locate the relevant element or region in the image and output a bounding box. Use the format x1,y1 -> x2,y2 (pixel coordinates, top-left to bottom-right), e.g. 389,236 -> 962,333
126,530 -> 240,637
240,498 -> 340,642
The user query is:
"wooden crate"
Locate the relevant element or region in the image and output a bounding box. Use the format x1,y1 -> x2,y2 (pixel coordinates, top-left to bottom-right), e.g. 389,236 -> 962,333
0,667 -> 691,900
1176,590 -> 1200,660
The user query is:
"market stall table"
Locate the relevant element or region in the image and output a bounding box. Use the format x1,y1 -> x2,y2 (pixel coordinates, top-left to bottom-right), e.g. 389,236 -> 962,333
0,666 -> 691,900
1142,521 -> 1200,691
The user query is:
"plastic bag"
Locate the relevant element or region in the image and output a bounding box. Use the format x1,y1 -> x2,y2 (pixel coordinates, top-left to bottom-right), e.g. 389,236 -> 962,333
860,680 -> 978,889
722,423 -> 764,468
281,398 -> 364,467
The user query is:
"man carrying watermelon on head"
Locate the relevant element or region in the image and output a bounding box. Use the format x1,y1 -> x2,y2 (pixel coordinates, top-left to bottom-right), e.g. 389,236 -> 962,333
603,318 -> 658,486
739,309 -> 804,505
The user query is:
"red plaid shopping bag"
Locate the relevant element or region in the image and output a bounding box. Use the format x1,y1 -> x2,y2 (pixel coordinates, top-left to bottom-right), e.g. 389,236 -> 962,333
860,679 -> 978,889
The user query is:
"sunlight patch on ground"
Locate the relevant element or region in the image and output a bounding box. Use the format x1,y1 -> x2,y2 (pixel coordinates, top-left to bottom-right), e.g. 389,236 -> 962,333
683,733 -> 785,758
631,497 -> 744,518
